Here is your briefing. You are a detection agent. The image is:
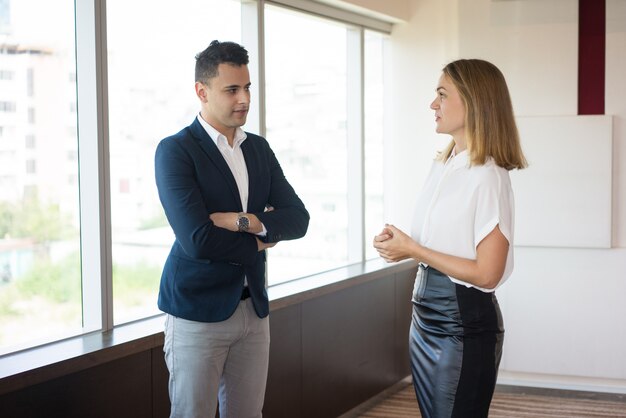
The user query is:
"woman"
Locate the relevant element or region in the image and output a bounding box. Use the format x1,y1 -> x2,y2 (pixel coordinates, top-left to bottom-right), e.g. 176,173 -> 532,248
373,59 -> 527,418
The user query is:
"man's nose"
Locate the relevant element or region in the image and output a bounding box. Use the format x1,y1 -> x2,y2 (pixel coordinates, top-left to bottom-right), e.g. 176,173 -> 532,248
238,90 -> 250,104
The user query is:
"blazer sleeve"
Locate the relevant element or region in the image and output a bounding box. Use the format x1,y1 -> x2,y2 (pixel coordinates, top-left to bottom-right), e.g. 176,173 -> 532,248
155,136 -> 258,264
255,142 -> 310,243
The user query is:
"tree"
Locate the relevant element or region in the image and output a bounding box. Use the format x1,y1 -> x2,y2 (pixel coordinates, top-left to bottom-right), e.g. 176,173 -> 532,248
0,195 -> 76,243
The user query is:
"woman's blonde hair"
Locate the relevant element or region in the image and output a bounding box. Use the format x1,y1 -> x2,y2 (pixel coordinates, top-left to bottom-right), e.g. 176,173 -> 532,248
436,59 -> 527,170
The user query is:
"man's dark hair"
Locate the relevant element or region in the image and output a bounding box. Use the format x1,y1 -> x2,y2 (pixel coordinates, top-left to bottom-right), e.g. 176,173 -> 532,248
195,40 -> 249,83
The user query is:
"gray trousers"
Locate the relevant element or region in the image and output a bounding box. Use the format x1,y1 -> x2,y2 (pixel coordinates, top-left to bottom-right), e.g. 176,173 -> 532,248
164,298 -> 270,418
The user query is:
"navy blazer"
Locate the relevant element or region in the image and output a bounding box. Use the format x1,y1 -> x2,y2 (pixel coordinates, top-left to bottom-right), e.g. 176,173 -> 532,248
155,118 -> 309,322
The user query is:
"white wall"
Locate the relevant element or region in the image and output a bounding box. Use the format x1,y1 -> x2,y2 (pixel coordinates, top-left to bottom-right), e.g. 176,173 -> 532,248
385,0 -> 626,393
384,0 -> 460,229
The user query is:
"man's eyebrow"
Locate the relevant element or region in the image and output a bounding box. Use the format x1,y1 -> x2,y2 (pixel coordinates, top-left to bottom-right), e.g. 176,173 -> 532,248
223,82 -> 252,89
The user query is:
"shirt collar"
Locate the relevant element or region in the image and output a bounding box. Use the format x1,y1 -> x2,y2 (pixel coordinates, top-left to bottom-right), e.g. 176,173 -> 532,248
197,113 -> 247,148
445,147 -> 470,170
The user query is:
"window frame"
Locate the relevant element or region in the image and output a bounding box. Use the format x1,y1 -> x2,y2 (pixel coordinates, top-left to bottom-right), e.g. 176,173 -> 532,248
75,0 -> 113,332
2,0 -> 390,354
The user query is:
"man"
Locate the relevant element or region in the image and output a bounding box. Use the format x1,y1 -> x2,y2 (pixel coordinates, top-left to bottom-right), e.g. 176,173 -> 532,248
155,40 -> 309,418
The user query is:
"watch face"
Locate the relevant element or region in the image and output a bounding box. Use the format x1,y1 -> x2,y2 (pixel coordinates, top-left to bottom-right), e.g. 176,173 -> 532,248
238,215 -> 250,232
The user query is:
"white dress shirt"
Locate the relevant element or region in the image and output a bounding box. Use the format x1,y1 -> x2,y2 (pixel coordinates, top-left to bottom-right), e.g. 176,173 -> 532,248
197,114 -> 249,211
197,114 -> 268,233
410,149 -> 515,292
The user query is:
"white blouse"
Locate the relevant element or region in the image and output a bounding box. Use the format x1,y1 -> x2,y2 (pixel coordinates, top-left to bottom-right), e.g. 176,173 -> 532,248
410,150 -> 515,292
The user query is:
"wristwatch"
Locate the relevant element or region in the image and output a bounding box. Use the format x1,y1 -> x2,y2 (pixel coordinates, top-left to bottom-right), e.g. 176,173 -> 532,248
236,212 -> 250,232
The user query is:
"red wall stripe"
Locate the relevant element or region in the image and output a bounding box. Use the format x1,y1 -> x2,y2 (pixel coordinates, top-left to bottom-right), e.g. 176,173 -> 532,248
578,0 -> 606,115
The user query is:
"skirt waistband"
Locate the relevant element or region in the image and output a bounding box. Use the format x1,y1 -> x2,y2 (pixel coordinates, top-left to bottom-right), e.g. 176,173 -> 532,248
413,265 -> 503,335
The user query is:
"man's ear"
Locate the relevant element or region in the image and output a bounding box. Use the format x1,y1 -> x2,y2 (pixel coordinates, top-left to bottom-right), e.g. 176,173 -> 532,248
195,81 -> 208,102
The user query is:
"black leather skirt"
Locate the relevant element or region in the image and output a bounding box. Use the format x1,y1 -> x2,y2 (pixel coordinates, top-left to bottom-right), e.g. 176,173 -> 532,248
409,265 -> 504,418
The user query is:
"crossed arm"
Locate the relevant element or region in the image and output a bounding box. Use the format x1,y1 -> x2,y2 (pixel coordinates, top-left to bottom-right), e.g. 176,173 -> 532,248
373,224 -> 509,290
209,210 -> 275,251
156,134 -> 308,263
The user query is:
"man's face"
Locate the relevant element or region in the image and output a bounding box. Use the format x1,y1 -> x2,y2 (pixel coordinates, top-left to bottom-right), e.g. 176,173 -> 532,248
197,63 -> 251,135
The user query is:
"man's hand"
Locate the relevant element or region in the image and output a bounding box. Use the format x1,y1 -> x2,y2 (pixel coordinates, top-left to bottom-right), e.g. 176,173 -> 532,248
256,237 -> 276,252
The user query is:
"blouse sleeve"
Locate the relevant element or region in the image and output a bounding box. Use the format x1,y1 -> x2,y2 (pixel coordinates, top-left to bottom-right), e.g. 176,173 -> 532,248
473,167 -> 514,249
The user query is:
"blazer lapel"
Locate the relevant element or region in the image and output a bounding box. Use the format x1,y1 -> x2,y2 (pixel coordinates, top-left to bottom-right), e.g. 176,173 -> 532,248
188,118 -> 243,209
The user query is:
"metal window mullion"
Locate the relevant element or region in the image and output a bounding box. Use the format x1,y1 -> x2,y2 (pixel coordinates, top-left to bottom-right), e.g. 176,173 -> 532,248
75,0 -> 113,332
242,0 -> 266,138
242,0 -> 268,283
346,27 -> 365,263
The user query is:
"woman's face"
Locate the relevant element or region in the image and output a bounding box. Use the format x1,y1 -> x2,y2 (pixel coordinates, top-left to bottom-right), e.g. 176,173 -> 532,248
430,73 -> 466,143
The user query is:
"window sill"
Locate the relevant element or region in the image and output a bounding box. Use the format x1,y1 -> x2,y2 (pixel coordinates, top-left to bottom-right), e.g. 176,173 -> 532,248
0,259 -> 417,395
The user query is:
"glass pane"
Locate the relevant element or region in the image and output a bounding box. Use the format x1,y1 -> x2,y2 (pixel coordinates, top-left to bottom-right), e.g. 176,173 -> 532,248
364,31 -> 386,260
107,0 -> 243,324
264,5 -> 349,285
0,0 -> 81,354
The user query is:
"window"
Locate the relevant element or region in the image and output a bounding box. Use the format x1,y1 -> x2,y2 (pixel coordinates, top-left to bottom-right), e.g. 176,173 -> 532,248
0,102 -> 16,112
27,68 -> 34,97
264,5 -> 387,284
0,0 -> 8,33
264,5 -> 350,284
0,0 -> 390,355
25,159 -> 36,174
364,30 -> 386,260
0,0 -> 81,355
0,70 -> 13,80
25,135 -> 35,149
106,0 -> 243,325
